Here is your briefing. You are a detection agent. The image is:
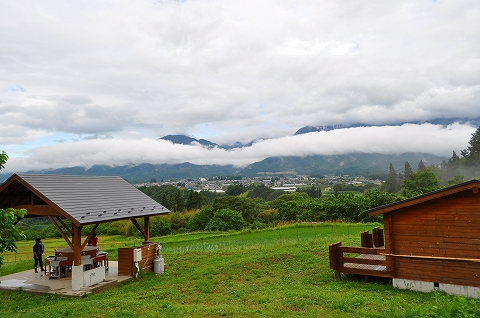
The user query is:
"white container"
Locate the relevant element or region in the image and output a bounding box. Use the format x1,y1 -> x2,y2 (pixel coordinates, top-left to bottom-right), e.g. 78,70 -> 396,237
133,248 -> 142,262
153,255 -> 164,274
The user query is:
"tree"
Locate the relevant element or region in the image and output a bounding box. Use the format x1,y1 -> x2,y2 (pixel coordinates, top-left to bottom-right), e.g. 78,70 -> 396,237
187,206 -> 214,231
402,168 -> 440,197
205,208 -> 246,231
404,162 -> 413,180
212,196 -> 259,223
0,151 -> 27,269
298,185 -> 322,198
225,183 -> 246,196
172,188 -> 185,212
418,160 -> 426,171
185,190 -> 208,210
383,163 -> 401,193
461,126 -> 480,178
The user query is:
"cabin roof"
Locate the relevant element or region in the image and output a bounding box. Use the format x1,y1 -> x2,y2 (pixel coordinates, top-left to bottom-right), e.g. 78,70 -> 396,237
0,173 -> 169,226
368,179 -> 480,216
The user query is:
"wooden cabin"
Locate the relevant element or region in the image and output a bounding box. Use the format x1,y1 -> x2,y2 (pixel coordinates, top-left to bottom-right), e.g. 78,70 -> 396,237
329,180 -> 480,298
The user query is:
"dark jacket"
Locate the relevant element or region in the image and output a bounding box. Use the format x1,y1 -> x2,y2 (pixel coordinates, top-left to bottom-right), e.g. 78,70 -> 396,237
33,243 -> 44,259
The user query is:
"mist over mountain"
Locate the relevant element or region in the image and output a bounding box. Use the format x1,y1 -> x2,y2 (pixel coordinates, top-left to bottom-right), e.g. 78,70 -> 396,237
160,134 -> 255,149
294,117 -> 480,135
0,152 -> 448,184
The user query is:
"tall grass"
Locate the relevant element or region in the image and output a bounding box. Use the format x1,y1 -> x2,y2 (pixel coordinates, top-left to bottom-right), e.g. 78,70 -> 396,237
1,223 -> 479,318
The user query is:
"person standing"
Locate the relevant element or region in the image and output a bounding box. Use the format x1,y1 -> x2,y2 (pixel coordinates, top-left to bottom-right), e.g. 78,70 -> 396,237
33,238 -> 45,273
88,232 -> 98,246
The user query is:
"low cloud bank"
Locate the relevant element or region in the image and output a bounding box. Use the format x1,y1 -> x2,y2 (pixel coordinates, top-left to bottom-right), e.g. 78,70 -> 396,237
2,123 -> 475,173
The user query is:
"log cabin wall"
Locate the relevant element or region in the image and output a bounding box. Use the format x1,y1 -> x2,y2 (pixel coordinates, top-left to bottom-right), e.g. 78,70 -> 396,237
384,189 -> 480,287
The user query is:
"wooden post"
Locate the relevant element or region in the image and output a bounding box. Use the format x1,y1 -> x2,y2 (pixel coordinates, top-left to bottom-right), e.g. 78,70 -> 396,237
144,216 -> 150,242
72,224 -> 82,266
329,242 -> 342,281
373,227 -> 384,247
361,231 -> 373,248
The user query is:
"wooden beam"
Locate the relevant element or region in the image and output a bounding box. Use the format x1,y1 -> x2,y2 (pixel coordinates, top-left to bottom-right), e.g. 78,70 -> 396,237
48,216 -> 73,249
130,218 -> 147,241
473,187 -> 479,194
14,205 -> 61,217
54,216 -> 73,236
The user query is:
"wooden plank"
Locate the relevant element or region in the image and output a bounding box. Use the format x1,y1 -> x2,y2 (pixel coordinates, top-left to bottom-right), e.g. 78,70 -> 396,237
338,246 -> 383,254
340,257 -> 388,266
392,224 -> 480,232
337,267 -> 393,278
391,247 -> 480,259
385,253 -> 480,263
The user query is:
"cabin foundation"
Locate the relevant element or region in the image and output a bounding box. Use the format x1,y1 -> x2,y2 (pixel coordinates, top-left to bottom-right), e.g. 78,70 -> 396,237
393,278 -> 480,298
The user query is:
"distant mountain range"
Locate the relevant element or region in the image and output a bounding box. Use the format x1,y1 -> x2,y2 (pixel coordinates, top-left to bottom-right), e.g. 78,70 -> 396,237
294,117 -> 480,135
0,152 -> 448,184
162,117 -> 480,149
160,135 -> 255,149
2,118 -> 474,183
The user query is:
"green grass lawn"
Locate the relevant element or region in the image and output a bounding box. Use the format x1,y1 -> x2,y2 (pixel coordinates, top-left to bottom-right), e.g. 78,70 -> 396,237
1,223 -> 479,317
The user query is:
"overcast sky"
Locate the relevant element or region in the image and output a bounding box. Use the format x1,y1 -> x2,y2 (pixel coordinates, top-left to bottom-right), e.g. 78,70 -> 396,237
1,0 -> 480,173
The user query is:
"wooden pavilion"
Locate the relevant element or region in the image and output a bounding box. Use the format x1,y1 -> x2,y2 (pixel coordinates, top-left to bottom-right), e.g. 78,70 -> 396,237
329,179 -> 480,298
0,173 -> 169,290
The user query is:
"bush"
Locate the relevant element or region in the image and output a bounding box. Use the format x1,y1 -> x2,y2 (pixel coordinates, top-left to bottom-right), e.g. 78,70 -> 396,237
150,219 -> 171,236
205,208 -> 246,231
256,209 -> 277,223
212,196 -> 259,223
187,206 -> 214,231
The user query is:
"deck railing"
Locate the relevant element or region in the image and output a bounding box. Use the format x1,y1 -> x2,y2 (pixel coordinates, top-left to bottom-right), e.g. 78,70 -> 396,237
329,242 -> 393,279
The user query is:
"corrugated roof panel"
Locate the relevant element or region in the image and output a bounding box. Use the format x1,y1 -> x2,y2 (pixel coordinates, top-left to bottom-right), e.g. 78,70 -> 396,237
16,174 -> 170,225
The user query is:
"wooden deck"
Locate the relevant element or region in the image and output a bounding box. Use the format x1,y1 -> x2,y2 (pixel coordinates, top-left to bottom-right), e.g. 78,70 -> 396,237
329,242 -> 393,279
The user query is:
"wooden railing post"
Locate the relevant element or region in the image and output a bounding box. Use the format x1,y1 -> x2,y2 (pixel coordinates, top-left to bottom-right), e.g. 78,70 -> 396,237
373,227 -> 384,248
329,242 -> 343,281
361,231 -> 373,248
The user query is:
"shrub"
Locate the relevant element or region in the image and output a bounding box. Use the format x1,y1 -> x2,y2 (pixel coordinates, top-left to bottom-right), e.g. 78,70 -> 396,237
205,208 -> 246,231
150,219 -> 171,236
212,196 -> 259,223
187,206 -> 214,231
256,209 -> 277,223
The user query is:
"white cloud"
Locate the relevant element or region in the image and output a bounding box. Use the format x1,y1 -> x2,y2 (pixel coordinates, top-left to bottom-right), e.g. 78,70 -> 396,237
2,123 -> 475,173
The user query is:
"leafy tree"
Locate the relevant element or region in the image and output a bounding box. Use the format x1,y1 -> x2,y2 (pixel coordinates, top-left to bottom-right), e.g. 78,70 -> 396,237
0,151 -> 27,269
150,218 -> 171,236
402,168 -> 440,197
320,193 -> 367,221
172,189 -> 185,212
269,192 -> 310,209
187,206 -> 214,231
225,183 -> 246,196
246,184 -> 283,201
169,212 -> 187,231
447,175 -> 464,186
212,196 -> 259,223
297,185 -> 322,198
205,208 -> 246,231
185,190 -> 208,210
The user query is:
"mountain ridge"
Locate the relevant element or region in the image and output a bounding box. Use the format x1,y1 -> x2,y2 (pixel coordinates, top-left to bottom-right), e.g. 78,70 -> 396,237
0,152 -> 448,183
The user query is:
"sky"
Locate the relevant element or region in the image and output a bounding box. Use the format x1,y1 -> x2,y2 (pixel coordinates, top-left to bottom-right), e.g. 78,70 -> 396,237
1,0 -> 480,173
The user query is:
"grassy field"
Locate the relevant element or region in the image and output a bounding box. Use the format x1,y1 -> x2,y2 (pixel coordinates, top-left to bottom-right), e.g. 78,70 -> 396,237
1,223 -> 479,317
